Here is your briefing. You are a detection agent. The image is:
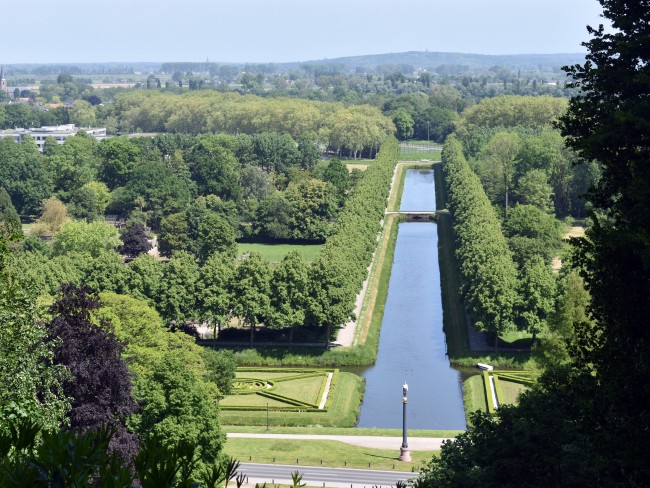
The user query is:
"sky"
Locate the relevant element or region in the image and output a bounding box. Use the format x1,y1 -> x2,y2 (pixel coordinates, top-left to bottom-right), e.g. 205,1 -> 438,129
2,0 -> 605,64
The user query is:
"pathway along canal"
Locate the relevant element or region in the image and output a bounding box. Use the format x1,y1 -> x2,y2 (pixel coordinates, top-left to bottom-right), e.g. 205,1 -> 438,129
352,168 -> 466,430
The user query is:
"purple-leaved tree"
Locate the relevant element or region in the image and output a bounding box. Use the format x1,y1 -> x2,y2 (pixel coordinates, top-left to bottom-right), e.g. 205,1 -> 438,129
47,284 -> 139,462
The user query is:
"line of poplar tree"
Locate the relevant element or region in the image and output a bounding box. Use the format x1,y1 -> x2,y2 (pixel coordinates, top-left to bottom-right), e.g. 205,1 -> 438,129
442,135 -> 519,349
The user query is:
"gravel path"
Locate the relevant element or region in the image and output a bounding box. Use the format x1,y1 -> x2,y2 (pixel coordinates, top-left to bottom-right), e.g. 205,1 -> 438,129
319,372 -> 334,409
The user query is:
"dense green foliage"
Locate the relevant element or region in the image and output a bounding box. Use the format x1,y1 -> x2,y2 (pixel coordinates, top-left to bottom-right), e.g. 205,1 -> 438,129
417,1 -> 650,485
112,91 -> 394,156
307,137 -> 399,340
442,136 -> 519,347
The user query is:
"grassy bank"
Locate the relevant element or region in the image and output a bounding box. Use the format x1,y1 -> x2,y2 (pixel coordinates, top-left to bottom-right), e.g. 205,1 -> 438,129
353,213 -> 400,347
224,438 -> 433,472
462,375 -> 487,426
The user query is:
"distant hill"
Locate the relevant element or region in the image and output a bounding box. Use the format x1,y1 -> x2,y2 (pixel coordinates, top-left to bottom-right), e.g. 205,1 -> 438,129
3,51 -> 585,77
295,51 -> 585,74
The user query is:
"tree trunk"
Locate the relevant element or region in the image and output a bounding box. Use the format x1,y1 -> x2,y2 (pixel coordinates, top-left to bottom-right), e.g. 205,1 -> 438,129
494,333 -> 499,352
531,330 -> 537,348
325,323 -> 331,349
289,325 -> 294,349
504,173 -> 509,219
250,323 -> 255,344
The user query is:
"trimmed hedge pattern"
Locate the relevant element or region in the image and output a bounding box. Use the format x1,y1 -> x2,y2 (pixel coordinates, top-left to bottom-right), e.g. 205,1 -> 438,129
481,370 -> 535,414
223,367 -> 337,412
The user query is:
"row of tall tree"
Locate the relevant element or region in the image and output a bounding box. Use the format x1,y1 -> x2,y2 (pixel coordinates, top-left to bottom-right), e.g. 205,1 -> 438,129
4,139 -> 399,343
109,91 -> 394,157
443,136 -> 519,348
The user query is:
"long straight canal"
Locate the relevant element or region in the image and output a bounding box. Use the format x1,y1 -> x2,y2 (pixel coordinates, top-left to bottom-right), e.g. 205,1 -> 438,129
354,168 -> 466,430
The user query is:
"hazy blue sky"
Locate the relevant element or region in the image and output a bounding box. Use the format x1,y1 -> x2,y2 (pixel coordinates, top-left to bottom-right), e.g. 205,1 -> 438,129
3,0 -> 605,63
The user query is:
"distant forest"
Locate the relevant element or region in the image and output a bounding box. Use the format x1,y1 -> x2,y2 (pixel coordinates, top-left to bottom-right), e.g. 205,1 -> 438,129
3,50 -> 584,78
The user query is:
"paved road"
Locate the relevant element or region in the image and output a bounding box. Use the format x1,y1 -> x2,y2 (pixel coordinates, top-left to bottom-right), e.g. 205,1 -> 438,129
237,462 -> 418,488
227,433 -> 450,450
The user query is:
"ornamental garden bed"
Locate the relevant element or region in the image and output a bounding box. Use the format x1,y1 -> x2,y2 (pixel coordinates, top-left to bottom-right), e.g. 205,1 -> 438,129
220,368 -> 364,427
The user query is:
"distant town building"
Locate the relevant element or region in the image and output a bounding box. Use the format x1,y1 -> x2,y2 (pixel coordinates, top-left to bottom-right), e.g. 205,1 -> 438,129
0,66 -> 7,96
0,124 -> 108,152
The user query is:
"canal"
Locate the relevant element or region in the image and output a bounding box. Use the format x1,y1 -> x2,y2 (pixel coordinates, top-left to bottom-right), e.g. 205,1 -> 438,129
353,168 -> 466,430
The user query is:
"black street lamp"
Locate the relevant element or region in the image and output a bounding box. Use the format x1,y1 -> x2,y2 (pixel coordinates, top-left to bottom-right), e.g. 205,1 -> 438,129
399,382 -> 411,462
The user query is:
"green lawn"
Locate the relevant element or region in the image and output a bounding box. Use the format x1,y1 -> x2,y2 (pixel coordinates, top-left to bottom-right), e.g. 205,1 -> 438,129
224,425 -> 463,438
238,243 -> 324,263
220,372 -> 363,427
224,438 -> 433,472
399,150 -> 442,161
221,395 -> 288,408
462,375 -> 527,424
222,369 -> 330,409
498,379 -> 527,405
274,377 -> 323,405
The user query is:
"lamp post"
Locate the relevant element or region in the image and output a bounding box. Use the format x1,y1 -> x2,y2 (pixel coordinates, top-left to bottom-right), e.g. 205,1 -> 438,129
399,382 -> 411,462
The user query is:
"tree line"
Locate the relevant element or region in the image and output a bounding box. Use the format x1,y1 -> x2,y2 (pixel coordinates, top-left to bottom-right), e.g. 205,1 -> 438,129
3,138 -> 399,345
0,129 -> 358,249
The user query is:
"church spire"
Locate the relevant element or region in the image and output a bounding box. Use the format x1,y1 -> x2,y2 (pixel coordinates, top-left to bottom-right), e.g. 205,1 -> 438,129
0,66 -> 6,96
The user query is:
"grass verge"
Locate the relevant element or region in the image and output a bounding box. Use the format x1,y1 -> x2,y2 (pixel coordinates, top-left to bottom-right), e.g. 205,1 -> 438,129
220,372 -> 363,427
224,438 -> 433,472
462,375 -> 486,427
354,213 -> 400,347
224,425 -> 463,438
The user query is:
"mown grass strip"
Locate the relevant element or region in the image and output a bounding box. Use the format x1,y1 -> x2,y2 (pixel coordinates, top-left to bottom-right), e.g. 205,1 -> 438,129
223,425 -> 464,438
483,371 -> 496,414
462,375 -> 487,427
223,438 -> 433,472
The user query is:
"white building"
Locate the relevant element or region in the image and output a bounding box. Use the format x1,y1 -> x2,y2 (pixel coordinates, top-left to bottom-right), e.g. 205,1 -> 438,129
0,124 -> 107,152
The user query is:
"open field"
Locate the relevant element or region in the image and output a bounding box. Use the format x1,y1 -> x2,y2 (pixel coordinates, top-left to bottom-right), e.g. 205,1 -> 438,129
223,438 -> 433,472
220,372 -> 363,427
238,243 -> 323,263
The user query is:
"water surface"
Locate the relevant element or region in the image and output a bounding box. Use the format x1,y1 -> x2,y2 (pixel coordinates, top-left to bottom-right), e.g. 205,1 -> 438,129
354,169 -> 466,430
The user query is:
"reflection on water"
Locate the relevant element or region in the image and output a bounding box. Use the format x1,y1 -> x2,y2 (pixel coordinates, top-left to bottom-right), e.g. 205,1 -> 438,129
400,169 -> 436,211
353,169 -> 466,430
